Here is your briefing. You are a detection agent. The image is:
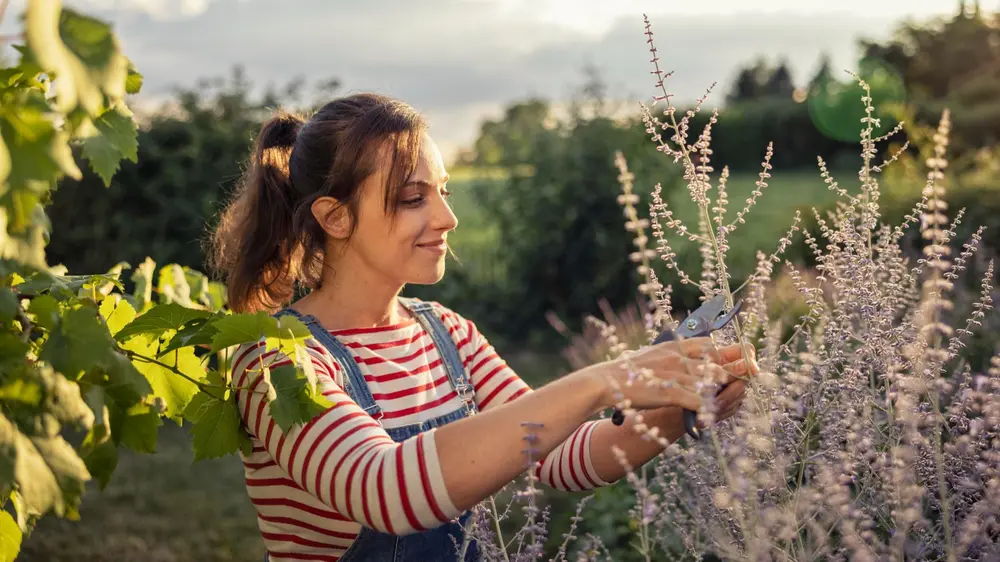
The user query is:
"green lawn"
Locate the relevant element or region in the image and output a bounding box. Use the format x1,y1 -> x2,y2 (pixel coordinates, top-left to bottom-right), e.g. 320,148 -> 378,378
659,166 -> 855,281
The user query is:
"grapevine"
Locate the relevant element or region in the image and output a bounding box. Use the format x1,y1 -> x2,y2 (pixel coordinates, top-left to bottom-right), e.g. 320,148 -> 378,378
0,3 -> 327,559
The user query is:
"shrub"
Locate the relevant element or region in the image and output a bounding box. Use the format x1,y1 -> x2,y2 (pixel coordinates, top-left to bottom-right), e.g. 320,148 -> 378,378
456,16 -> 1000,562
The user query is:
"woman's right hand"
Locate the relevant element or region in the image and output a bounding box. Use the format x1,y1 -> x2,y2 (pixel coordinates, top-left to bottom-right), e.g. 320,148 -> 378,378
582,337 -> 754,414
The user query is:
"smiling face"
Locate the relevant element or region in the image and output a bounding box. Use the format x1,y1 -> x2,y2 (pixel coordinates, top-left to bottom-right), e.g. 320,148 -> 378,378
315,131 -> 458,289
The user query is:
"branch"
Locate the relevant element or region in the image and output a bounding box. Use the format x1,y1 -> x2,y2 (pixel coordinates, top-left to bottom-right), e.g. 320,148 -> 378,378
125,350 -> 226,402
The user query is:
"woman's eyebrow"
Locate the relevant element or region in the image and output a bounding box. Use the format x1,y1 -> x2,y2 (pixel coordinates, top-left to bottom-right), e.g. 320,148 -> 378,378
405,174 -> 450,188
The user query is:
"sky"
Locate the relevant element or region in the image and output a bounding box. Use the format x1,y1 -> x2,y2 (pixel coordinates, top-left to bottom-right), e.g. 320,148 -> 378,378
2,0 -> 959,160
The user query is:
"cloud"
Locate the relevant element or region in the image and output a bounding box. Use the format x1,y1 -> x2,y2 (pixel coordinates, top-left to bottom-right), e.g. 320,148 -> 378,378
2,0 -> 952,157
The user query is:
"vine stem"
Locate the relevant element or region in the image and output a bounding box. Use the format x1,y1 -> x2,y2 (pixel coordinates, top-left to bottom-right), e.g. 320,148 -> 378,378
126,350 -> 225,402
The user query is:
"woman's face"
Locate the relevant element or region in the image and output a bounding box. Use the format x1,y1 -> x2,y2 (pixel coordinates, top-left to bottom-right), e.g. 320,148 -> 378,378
322,131 -> 459,288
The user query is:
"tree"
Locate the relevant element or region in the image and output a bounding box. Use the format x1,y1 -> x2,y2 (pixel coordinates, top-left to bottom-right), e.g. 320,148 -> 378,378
44,67 -> 336,276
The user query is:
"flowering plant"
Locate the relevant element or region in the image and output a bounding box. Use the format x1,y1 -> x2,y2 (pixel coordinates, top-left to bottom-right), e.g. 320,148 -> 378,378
464,15 -> 999,562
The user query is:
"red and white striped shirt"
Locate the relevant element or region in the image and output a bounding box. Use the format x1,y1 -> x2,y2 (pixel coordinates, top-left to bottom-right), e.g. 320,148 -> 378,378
231,300 -> 610,561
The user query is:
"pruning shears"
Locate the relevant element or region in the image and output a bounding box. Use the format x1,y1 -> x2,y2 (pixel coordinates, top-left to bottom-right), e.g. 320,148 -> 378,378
611,294 -> 743,440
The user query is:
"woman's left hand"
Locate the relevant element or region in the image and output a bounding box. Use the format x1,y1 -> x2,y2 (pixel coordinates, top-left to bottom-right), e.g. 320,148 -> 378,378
711,378 -> 747,424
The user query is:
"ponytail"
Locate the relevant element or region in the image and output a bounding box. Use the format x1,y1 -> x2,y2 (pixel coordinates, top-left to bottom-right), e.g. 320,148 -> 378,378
208,111 -> 306,313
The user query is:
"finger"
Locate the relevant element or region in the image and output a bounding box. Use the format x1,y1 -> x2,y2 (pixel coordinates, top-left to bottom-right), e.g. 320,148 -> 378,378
715,380 -> 746,407
721,359 -> 753,381
670,337 -> 721,360
688,361 -> 733,387
663,387 -> 703,413
718,342 -> 757,364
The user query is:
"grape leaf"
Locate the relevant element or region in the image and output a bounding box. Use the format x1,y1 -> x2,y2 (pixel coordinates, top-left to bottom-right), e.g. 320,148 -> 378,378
83,386 -> 109,444
0,287 -> 17,322
130,257 -> 155,313
40,305 -> 116,380
210,311 -> 311,353
0,100 -> 81,199
38,365 -> 93,429
209,311 -> 274,352
98,294 -> 135,336
158,317 -> 217,356
0,413 -> 90,520
125,58 -> 142,94
0,133 -> 10,187
100,349 -> 152,408
25,294 -> 58,331
157,263 -> 192,307
125,336 -> 205,421
268,364 -> 333,432
108,401 -> 160,454
24,2 -> 127,116
0,510 -> 21,562
79,434 -> 116,490
80,103 -> 138,187
184,391 -> 246,461
0,334 -> 30,372
114,302 -> 212,342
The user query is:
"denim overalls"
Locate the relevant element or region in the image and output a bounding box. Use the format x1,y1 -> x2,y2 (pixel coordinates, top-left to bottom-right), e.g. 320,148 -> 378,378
265,297 -> 482,562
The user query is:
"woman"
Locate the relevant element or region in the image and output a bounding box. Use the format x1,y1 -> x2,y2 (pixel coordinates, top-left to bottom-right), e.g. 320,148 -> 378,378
209,93 -> 756,562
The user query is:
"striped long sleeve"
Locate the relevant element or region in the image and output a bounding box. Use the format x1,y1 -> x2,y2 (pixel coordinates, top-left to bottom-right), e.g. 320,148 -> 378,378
438,305 -> 613,491
232,342 -> 463,537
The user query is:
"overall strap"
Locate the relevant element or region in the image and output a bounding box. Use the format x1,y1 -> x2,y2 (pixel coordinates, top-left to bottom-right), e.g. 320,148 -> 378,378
272,308 -> 383,421
400,297 -> 478,415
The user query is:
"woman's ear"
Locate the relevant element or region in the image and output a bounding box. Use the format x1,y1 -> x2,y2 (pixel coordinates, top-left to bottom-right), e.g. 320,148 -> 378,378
312,196 -> 353,240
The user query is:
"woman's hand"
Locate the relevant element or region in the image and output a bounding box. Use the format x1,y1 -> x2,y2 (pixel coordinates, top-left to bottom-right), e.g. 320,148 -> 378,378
583,337 -> 756,415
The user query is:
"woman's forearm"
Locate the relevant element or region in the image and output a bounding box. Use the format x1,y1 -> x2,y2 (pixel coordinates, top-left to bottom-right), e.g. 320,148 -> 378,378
586,407 -> 687,483
434,368 -> 608,510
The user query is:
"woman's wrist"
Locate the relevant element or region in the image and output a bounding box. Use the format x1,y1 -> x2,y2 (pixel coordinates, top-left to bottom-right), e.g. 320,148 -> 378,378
573,363 -> 615,415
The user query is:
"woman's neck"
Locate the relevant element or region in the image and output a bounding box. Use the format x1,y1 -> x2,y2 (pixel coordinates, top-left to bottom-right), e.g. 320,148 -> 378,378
292,259 -> 409,331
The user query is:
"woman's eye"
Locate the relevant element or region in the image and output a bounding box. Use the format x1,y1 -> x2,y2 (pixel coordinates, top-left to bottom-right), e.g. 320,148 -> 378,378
441,189 -> 452,199
402,196 -> 425,206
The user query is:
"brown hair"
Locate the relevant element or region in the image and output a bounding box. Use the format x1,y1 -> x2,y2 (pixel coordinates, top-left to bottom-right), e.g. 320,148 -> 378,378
207,93 -> 427,313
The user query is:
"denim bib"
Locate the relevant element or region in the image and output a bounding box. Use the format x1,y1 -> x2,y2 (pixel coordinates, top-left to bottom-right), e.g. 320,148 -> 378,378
267,297 -> 482,561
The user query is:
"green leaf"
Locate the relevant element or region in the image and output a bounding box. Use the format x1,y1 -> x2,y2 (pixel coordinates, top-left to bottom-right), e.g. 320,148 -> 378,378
114,302 -> 212,342
0,102 -> 81,194
0,510 -> 21,562
40,305 -> 115,380
0,377 -> 42,406
0,331 -> 30,370
184,391 -> 245,461
125,336 -> 205,421
80,103 -> 138,186
158,317 -> 218,356
210,311 -> 310,353
0,288 -> 16,323
268,364 -> 332,432
125,58 -> 143,94
24,3 -> 128,116
108,401 -> 160,454
25,294 -> 58,331
0,134 -> 10,186
210,312 -> 274,352
98,294 -> 135,336
100,350 -> 152,408
127,257 -> 155,313
0,413 -> 90,521
38,366 -> 93,429
83,386 -> 109,444
79,434 -> 116,490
